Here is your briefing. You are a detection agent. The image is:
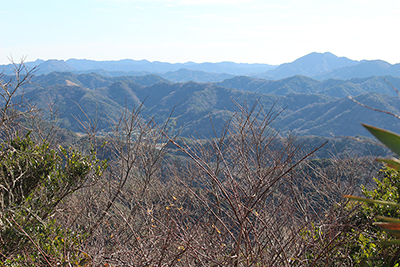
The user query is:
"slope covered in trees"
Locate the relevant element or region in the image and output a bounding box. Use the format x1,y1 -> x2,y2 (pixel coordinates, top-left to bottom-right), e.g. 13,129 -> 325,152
216,75 -> 400,97
5,71 -> 399,138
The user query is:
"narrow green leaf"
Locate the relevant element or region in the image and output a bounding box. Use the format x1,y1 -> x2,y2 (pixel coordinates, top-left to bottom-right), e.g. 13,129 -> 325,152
376,216 -> 400,223
380,239 -> 400,245
362,124 -> 400,157
377,158 -> 400,171
344,195 -> 400,208
374,222 -> 400,237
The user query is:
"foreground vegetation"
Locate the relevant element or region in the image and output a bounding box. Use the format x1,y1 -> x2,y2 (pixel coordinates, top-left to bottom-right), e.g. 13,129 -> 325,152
1,62 -> 400,266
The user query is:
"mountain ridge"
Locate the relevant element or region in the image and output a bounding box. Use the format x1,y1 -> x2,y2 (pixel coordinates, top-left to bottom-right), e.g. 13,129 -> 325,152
2,52 -> 400,81
254,52 -> 359,79
215,75 -> 400,97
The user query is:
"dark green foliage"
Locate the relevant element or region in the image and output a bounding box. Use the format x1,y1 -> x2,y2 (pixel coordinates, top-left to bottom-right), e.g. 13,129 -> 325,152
344,167 -> 400,266
343,122 -> 400,265
1,133 -> 56,207
0,133 -> 107,264
363,167 -> 400,218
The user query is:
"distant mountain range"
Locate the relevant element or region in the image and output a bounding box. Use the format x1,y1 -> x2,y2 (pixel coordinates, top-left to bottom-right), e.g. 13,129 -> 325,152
3,71 -> 399,138
0,58 -> 273,80
2,52 -> 400,82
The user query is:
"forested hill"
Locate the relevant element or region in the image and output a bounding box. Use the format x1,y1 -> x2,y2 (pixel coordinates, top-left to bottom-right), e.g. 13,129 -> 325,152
5,71 -> 399,138
215,75 -> 400,97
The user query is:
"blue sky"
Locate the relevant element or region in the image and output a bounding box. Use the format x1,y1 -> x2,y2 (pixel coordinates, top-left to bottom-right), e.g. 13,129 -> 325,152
1,0 -> 400,65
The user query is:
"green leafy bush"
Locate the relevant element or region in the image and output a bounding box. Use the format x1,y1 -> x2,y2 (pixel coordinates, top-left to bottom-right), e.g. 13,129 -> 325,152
0,132 -> 107,265
345,125 -> 400,265
346,166 -> 400,266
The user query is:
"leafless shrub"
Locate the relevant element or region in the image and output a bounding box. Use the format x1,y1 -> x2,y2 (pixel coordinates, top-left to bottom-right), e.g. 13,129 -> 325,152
67,100 -> 377,266
0,57 -> 38,138
287,154 -> 378,266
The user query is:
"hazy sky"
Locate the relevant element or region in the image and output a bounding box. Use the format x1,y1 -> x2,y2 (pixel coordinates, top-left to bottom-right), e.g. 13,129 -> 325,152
1,0 -> 399,65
